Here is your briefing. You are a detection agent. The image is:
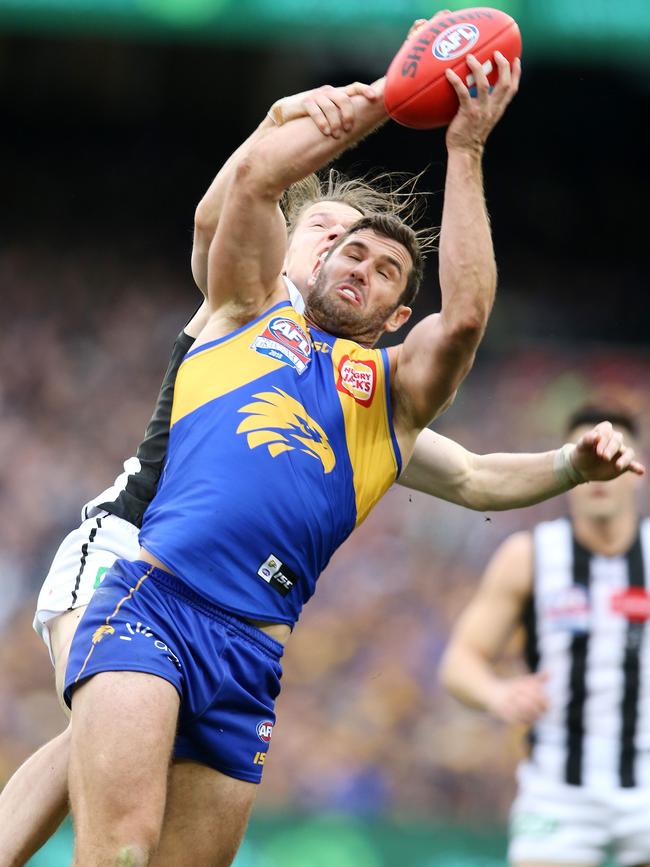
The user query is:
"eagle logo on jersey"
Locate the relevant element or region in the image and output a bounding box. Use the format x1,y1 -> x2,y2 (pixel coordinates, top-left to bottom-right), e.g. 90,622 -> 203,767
237,388 -> 335,473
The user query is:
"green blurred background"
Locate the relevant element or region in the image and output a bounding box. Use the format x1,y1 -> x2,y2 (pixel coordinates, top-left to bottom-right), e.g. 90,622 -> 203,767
0,0 -> 649,63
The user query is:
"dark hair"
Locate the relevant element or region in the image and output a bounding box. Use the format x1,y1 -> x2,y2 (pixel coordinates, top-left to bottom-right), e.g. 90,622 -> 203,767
566,406 -> 639,438
325,212 -> 424,308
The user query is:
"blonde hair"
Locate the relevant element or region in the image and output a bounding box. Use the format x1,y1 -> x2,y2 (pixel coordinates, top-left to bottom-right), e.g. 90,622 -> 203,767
281,168 -> 438,256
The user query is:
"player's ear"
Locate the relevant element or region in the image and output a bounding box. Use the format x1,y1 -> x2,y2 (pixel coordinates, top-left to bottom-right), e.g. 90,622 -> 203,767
383,304 -> 412,334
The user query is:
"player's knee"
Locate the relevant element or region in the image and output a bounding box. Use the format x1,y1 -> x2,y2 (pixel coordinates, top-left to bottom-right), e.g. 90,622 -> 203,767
107,820 -> 162,865
109,842 -> 152,867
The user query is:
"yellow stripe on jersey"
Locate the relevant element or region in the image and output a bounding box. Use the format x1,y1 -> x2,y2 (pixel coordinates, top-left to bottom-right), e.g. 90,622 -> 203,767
171,306 -> 300,427
330,340 -> 400,526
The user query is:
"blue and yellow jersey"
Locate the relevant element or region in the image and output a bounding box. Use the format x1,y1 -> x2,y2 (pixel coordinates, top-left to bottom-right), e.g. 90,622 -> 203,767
139,301 -> 401,627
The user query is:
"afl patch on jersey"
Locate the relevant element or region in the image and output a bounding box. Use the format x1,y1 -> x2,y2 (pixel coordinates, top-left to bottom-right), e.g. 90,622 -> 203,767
251,317 -> 312,374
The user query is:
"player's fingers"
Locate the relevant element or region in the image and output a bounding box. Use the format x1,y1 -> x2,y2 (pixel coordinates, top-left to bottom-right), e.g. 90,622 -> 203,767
492,50 -> 511,93
312,89 -> 347,137
628,459 -> 646,476
496,56 -> 521,111
511,57 -> 522,93
515,698 -> 545,725
445,68 -> 472,110
302,97 -> 333,135
604,432 -> 624,460
466,54 -> 490,105
615,448 -> 634,472
406,18 -> 429,40
344,81 -> 379,102
595,430 -> 612,458
328,88 -> 357,131
578,429 -> 599,448
604,433 -> 624,461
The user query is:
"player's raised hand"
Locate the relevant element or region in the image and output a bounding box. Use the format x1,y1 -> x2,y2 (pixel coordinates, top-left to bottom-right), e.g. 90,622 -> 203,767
267,82 -> 379,138
570,421 -> 645,482
445,50 -> 521,153
404,10 -> 452,41
487,672 -> 550,726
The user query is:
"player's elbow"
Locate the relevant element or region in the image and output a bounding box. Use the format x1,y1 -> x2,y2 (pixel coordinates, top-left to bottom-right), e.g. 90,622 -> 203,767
447,307 -> 489,344
194,199 -> 214,236
231,146 -> 282,202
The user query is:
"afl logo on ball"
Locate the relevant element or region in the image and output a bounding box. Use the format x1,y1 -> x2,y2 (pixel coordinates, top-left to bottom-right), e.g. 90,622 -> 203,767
433,23 -> 479,61
256,720 -> 274,743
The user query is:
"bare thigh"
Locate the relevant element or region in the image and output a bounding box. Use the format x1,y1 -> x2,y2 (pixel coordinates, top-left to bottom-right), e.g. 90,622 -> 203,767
49,605 -> 88,716
69,670 -> 180,865
152,760 -> 257,867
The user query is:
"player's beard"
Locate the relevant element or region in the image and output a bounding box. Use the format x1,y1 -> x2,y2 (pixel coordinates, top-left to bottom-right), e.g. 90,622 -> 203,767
306,271 -> 397,346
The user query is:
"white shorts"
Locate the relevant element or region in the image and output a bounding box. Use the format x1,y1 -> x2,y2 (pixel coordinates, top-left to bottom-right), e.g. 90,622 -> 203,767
509,760 -> 650,865
34,511 -> 140,661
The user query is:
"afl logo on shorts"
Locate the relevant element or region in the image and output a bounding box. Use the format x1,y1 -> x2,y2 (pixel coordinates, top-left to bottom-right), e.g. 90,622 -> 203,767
433,23 -> 479,61
256,720 -> 274,743
336,356 -> 376,407
251,317 -> 312,375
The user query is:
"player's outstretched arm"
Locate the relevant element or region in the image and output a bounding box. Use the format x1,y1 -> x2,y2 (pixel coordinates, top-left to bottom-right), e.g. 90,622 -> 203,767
399,422 -> 644,511
439,532 -> 549,726
206,82 -> 386,316
389,53 -> 520,441
191,82 -> 378,295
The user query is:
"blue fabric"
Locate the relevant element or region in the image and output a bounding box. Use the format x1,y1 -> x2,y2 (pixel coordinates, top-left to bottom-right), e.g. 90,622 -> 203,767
139,306 -> 398,628
64,559 -> 283,783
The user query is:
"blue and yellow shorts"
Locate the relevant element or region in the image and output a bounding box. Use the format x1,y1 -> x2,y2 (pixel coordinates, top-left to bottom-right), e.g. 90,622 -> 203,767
64,559 -> 283,783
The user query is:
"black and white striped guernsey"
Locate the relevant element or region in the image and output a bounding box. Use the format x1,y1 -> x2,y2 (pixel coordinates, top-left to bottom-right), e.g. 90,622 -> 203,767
524,517 -> 650,789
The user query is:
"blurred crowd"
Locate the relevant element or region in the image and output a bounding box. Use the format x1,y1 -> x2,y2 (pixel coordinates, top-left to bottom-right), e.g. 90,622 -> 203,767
2,242 -> 650,825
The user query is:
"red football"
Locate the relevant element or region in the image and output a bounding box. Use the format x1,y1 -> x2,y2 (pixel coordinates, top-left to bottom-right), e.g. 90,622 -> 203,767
384,7 -> 522,129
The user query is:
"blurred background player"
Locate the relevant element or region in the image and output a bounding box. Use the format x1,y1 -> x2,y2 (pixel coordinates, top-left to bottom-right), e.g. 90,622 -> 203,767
441,407 -> 650,867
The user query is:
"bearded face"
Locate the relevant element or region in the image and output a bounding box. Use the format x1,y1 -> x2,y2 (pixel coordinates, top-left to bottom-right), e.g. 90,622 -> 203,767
304,230 -> 412,346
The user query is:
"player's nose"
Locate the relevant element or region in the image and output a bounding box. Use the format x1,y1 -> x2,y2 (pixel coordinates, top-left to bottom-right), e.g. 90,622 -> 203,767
327,223 -> 346,241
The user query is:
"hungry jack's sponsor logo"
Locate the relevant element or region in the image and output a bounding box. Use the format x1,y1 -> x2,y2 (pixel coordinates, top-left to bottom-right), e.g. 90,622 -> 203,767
336,356 -> 376,407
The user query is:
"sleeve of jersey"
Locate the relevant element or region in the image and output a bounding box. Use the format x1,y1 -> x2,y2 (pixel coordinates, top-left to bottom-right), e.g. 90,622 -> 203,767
330,341 -> 402,526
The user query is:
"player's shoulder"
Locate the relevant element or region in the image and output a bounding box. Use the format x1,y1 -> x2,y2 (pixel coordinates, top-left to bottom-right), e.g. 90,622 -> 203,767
494,529 -> 534,559
482,530 -> 534,598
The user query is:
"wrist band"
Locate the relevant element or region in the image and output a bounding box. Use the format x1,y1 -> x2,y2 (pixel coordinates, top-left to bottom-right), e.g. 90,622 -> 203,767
553,443 -> 585,487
